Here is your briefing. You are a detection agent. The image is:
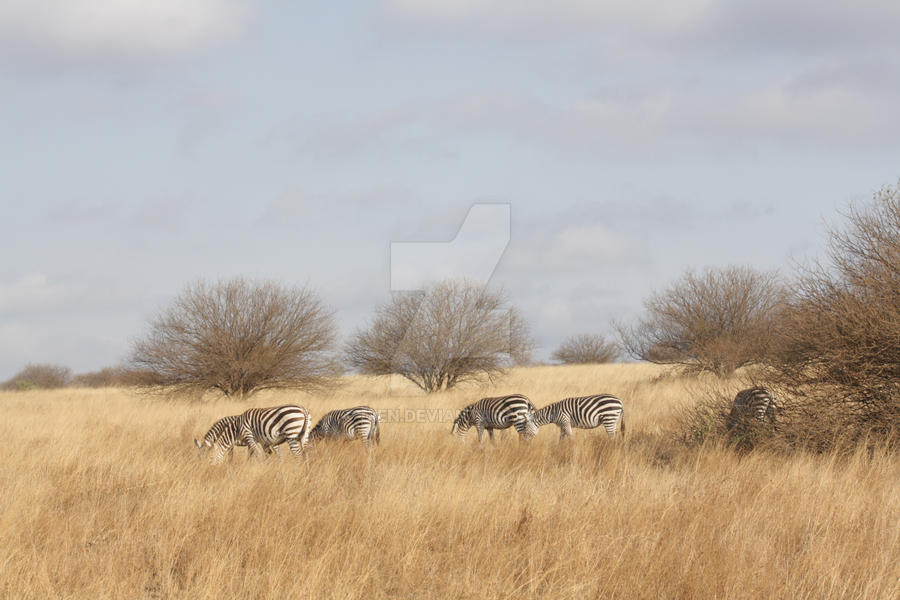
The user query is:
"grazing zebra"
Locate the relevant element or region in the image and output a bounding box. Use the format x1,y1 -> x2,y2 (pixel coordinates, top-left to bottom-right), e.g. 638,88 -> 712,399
451,394 -> 538,443
237,405 -> 311,461
533,394 -> 625,441
730,387 -> 777,425
309,406 -> 380,448
194,415 -> 276,463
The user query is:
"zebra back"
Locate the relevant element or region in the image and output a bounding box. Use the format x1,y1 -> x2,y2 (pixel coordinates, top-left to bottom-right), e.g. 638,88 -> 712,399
534,395 -> 625,437
452,394 -> 537,440
310,406 -> 380,445
239,405 -> 311,455
732,387 -> 777,423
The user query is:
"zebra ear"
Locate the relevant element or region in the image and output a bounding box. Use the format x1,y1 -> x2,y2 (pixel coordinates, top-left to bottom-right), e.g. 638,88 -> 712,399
194,438 -> 202,449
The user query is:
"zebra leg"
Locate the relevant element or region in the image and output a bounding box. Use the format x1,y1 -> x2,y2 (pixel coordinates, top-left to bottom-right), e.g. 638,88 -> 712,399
487,428 -> 495,444
476,424 -> 486,444
211,444 -> 226,465
287,439 -> 303,457
242,428 -> 267,461
559,416 -> 573,440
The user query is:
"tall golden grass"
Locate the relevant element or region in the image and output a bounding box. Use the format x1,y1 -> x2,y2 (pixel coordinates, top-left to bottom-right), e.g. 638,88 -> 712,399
1,364 -> 898,599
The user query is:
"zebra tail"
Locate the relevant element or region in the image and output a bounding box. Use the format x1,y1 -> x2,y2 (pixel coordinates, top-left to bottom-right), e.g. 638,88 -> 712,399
620,411 -> 626,440
373,415 -> 381,445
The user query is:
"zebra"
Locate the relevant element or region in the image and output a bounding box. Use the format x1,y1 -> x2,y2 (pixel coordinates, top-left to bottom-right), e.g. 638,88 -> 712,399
533,394 -> 625,441
729,387 -> 777,425
194,415 -> 277,463
451,394 -> 538,443
309,406 -> 380,448
236,405 -> 312,462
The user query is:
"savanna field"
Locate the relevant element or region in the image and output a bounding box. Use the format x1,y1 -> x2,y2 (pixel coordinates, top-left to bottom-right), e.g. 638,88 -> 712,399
1,364 -> 898,599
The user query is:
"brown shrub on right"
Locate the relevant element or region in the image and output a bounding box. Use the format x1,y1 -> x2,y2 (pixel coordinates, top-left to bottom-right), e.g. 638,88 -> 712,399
766,182 -> 900,449
616,266 -> 787,377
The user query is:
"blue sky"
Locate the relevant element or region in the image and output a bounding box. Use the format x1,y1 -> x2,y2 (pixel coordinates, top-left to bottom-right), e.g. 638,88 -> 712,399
1,1 -> 899,378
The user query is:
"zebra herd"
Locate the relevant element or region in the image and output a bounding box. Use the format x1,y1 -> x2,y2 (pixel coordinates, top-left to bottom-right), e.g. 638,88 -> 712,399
194,387 -> 776,463
194,405 -> 380,464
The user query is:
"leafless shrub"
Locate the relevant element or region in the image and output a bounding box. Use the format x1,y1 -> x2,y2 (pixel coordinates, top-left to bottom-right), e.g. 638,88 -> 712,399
345,279 -> 533,393
551,333 -> 620,364
616,266 -> 787,377
765,182 -> 900,448
675,379 -> 782,452
129,278 -> 338,399
72,367 -> 131,388
2,363 -> 72,390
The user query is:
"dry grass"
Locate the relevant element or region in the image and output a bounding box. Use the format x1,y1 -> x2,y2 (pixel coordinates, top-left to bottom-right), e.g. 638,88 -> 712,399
1,364 -> 898,599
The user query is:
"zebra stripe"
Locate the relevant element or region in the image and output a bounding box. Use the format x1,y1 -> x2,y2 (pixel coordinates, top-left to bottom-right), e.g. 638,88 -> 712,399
533,394 -> 625,440
194,415 -> 276,463
452,394 -> 538,443
730,387 -> 777,424
309,406 -> 380,448
237,405 -> 311,461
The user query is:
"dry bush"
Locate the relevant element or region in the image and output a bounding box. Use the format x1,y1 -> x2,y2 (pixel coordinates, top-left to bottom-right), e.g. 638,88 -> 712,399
766,182 -> 900,448
675,382 -> 782,452
72,367 -> 131,388
129,278 -> 338,399
1,366 -> 898,599
551,333 -> 619,364
345,279 -> 533,392
617,266 -> 787,377
1,363 -> 72,390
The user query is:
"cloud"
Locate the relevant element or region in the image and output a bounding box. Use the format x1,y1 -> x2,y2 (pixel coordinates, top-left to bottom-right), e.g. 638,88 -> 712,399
382,0 -> 715,36
503,221 -> 649,279
548,224 -> 640,266
0,0 -> 251,60
710,85 -> 897,144
697,1 -> 900,55
0,273 -> 138,318
293,78 -> 900,163
0,272 -> 70,314
381,0 -> 900,55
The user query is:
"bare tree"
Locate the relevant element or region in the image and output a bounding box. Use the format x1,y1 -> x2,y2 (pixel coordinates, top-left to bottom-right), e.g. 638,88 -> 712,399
551,334 -> 619,364
2,363 -> 72,390
767,182 -> 900,445
345,280 -> 533,393
617,266 -> 787,377
129,278 -> 338,399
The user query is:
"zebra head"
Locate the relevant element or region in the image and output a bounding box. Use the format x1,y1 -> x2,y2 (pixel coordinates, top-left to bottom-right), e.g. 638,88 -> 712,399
307,422 -> 324,444
195,437 -> 222,462
516,413 -> 539,441
451,407 -> 472,439
531,406 -> 551,428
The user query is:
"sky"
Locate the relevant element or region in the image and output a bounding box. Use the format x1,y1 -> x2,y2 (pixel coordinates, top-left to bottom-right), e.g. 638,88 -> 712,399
1,1 -> 899,379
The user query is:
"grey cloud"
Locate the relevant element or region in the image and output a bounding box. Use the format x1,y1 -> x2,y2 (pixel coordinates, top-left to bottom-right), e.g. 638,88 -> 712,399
0,1 -> 253,62
380,1 -> 900,57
